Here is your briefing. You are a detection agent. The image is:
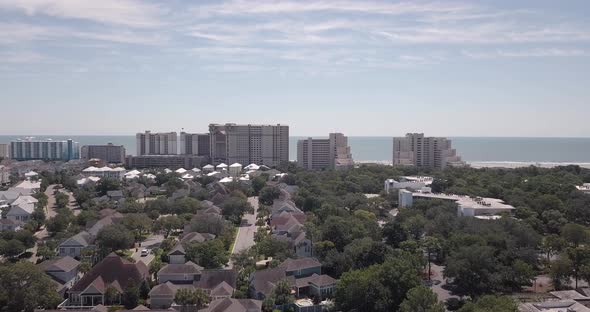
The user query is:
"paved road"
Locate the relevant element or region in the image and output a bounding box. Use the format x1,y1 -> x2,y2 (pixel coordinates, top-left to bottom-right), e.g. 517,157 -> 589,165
430,263 -> 459,303
130,234 -> 164,265
231,197 -> 259,255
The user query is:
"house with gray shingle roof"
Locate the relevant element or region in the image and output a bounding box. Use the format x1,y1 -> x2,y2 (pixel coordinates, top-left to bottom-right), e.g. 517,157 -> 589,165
198,298 -> 262,312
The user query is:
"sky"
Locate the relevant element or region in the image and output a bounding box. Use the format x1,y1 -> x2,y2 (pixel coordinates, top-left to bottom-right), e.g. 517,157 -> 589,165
0,0 -> 589,137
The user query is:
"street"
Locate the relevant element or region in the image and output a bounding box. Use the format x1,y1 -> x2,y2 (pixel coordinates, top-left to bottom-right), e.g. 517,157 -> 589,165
231,196 -> 259,254
130,234 -> 164,265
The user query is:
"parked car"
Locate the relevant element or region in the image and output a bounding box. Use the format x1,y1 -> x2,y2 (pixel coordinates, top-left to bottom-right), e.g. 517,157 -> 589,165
140,249 -> 150,257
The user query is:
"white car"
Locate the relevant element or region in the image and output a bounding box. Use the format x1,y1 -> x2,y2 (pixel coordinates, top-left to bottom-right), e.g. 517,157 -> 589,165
140,249 -> 150,257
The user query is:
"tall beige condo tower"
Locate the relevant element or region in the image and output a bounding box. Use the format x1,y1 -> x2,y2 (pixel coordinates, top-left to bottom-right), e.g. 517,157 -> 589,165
297,133 -> 354,170
209,124 -> 289,167
136,131 -> 178,155
393,133 -> 464,169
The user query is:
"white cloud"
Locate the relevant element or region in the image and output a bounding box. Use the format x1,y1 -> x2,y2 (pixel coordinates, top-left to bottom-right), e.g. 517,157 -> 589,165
0,0 -> 166,28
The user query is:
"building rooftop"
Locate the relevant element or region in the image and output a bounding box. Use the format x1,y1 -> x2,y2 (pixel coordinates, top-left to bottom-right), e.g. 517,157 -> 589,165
411,192 -> 515,211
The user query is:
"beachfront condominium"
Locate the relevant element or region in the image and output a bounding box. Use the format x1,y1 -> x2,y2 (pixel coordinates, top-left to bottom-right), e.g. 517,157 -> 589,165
0,144 -> 9,159
81,143 -> 126,164
179,132 -> 210,157
136,131 -> 178,155
297,133 -> 354,170
10,138 -> 80,161
209,123 -> 289,167
393,133 -> 464,169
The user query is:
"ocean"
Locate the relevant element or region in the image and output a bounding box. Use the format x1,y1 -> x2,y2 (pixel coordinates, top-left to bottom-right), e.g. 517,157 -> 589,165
1,135 -> 590,167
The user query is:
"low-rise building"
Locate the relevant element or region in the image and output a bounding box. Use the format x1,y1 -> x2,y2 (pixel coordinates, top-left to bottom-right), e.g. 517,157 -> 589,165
198,298 -> 262,312
82,166 -> 126,180
576,183 -> 590,195
384,176 -> 433,193
126,155 -> 208,169
399,190 -> 515,218
39,256 -> 81,294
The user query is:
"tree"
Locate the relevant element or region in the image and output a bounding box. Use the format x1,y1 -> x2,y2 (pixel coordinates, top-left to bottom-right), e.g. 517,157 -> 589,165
97,178 -> 121,196
561,223 -> 590,247
139,280 -> 151,300
122,280 -> 140,309
540,234 -> 566,265
185,240 -> 229,269
251,176 -> 267,195
174,288 -> 209,312
259,186 -> 281,206
271,279 -> 295,307
154,215 -> 183,238
121,214 -> 153,241
0,261 -> 62,312
550,257 -> 573,290
458,295 -> 518,312
96,224 -> 134,251
422,236 -> 441,281
0,239 -> 25,258
444,245 -> 500,298
104,286 -> 120,305
400,286 -> 445,312
30,206 -> 46,230
36,245 -> 57,260
222,197 -> 253,224
55,192 -> 70,209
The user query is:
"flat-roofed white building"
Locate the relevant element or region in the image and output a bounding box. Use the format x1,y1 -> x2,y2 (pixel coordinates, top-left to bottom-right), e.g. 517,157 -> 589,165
82,166 -> 126,180
385,176 -> 433,193
576,183 -> 590,195
399,190 -> 515,218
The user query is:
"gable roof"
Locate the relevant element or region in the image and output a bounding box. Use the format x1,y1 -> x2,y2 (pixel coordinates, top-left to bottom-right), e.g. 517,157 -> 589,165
250,267 -> 292,297
158,261 -> 203,275
279,258 -> 321,273
61,231 -> 93,247
199,298 -> 262,312
181,232 -> 216,244
70,253 -> 148,293
195,270 -> 237,291
7,204 -> 34,216
39,256 -> 80,272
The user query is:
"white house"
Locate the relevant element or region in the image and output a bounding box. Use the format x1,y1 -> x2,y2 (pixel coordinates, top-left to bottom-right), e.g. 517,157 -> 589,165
6,195 -> 38,222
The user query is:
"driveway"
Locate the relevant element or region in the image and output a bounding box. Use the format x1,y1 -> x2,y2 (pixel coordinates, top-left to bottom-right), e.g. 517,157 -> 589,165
231,197 -> 259,254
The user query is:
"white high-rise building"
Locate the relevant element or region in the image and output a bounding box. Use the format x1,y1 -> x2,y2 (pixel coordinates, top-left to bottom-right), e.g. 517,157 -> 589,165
0,144 -> 9,159
10,138 -> 79,161
209,124 -> 289,167
393,133 -> 464,169
297,133 -> 354,170
136,131 -> 178,156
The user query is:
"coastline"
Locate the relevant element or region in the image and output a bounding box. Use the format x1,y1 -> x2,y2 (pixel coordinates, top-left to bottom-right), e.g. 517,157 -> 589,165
353,160 -> 590,169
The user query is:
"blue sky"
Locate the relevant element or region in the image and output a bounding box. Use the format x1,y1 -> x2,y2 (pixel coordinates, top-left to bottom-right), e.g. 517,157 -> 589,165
0,0 -> 589,136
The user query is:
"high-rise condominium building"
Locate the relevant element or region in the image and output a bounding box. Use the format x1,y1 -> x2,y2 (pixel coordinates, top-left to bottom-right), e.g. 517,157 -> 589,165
81,143 -> 126,164
209,123 -> 289,167
10,138 -> 80,161
136,131 -> 177,156
392,133 -> 464,169
297,133 -> 354,170
0,144 -> 9,159
179,132 -> 210,157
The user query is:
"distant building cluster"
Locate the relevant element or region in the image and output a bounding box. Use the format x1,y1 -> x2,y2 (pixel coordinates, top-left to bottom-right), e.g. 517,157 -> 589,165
297,133 -> 354,170
393,133 -> 465,169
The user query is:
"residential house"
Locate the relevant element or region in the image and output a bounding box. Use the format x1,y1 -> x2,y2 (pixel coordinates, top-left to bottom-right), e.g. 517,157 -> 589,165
198,298 -> 262,312
13,179 -> 41,193
64,253 -> 149,308
39,256 -> 81,295
167,232 -> 216,264
58,231 -> 93,258
249,258 -> 329,301
149,270 -> 237,309
157,261 -> 203,284
106,190 -> 124,201
6,195 -> 38,223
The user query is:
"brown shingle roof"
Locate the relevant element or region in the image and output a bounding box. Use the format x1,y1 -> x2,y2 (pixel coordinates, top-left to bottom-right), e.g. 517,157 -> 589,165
158,261 -> 203,275
279,258 -> 321,273
195,270 -> 237,291
70,253 -> 148,293
199,298 -> 262,312
39,256 -> 80,272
